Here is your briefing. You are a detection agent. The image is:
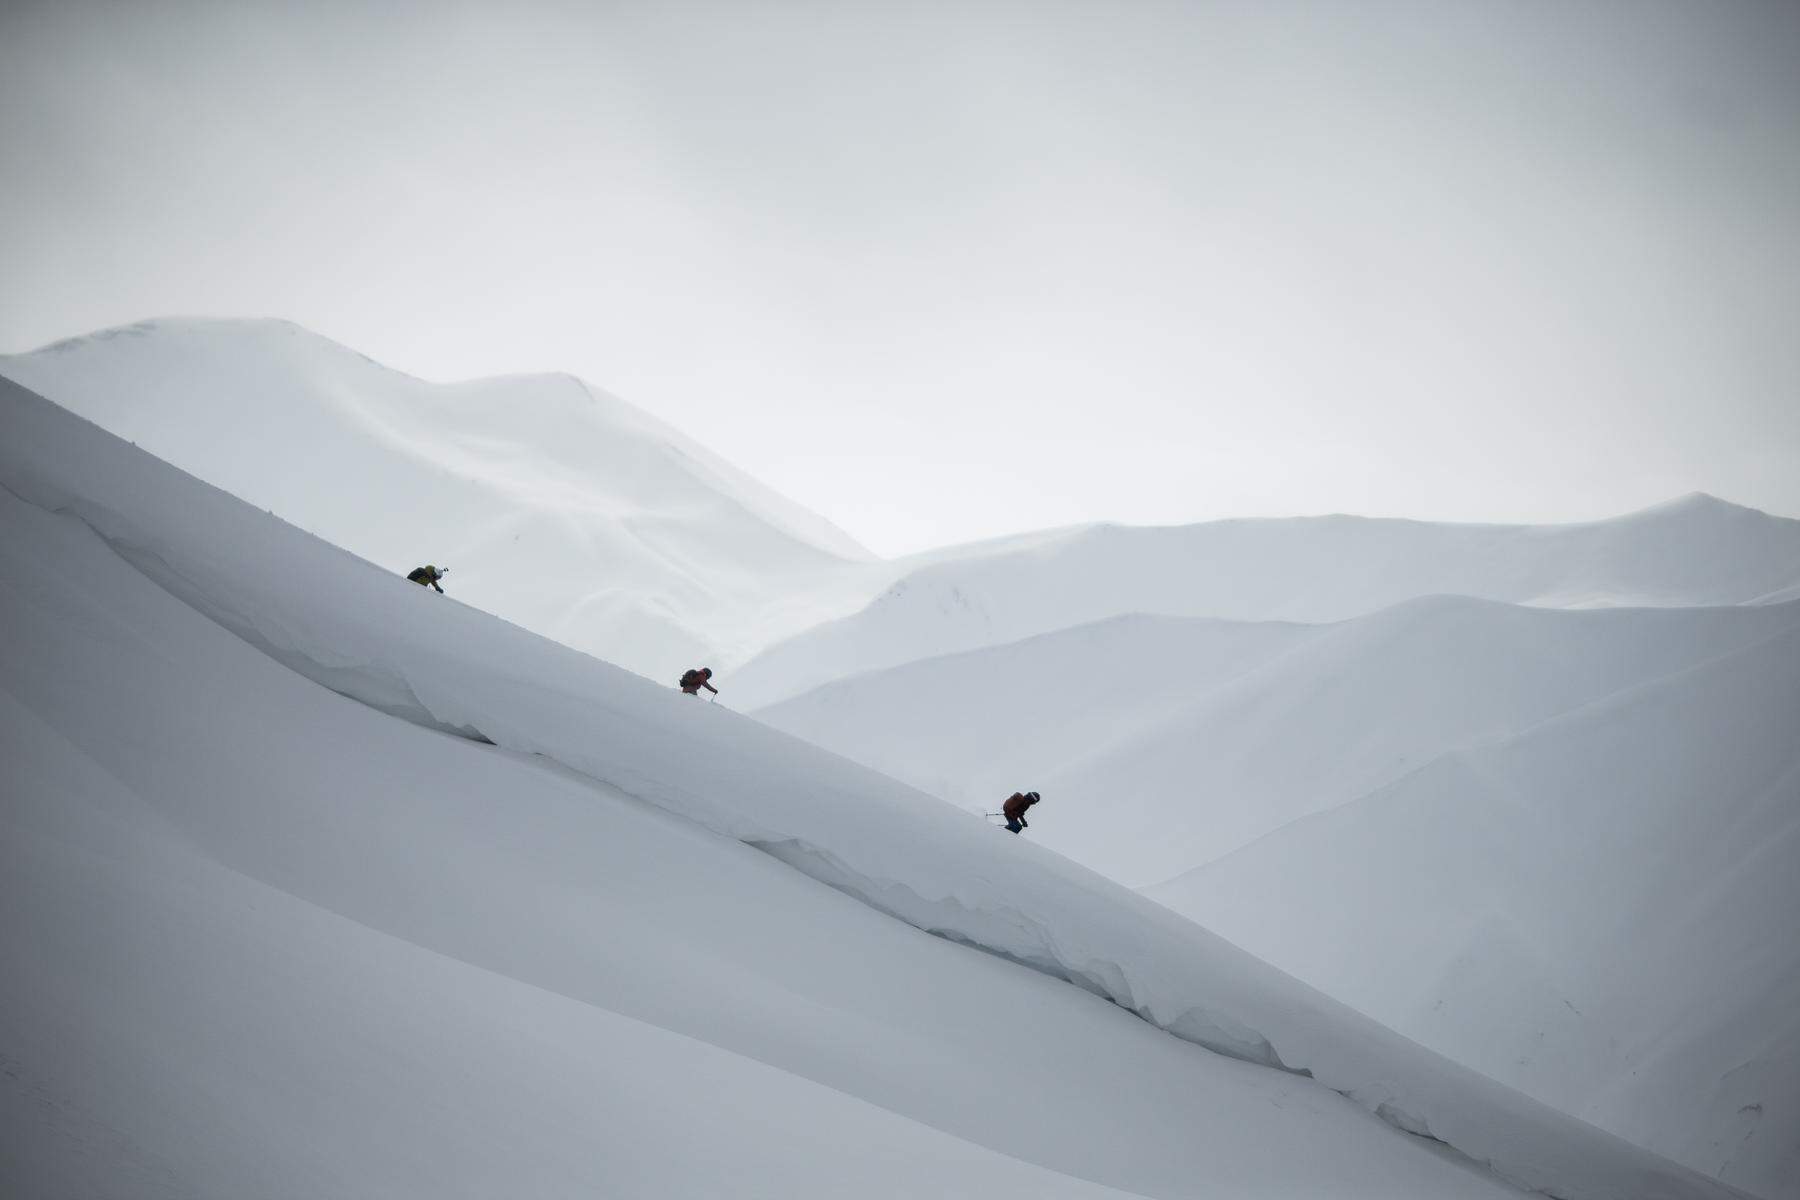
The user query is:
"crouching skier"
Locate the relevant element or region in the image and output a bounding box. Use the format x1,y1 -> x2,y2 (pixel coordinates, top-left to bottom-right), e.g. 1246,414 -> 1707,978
407,564 -> 449,593
1002,790 -> 1040,834
679,667 -> 719,697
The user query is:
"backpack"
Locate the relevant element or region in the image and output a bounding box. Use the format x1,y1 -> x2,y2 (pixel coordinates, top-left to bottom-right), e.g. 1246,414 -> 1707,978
679,669 -> 702,690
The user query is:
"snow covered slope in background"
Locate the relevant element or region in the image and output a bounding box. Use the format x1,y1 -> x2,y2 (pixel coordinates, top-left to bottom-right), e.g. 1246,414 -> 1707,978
757,597 -> 1800,882
731,498 -> 1800,706
0,318 -> 878,680
759,612 -> 1313,813
755,591 -> 1800,1190
1148,631 -> 1800,1200
0,378 -> 1754,1199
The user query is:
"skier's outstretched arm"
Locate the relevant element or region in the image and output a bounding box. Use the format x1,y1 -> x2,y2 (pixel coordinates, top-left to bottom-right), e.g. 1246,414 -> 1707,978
704,681 -> 719,695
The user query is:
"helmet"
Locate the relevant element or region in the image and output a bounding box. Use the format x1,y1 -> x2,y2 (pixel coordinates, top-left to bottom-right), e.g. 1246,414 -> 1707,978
1026,791 -> 1040,803
701,667 -> 712,677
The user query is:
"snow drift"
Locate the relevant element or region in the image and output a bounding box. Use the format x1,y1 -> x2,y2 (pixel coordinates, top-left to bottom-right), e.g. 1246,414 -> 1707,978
0,375 -> 1757,1199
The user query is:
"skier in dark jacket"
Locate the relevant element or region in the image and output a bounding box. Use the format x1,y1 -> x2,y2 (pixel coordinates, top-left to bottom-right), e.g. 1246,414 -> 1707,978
679,667 -> 718,697
1001,791 -> 1040,834
407,564 -> 448,593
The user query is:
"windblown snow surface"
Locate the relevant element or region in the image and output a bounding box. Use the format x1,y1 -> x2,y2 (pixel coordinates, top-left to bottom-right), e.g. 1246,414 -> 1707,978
0,381 -> 1759,1199
0,318 -> 879,681
731,496 -> 1800,706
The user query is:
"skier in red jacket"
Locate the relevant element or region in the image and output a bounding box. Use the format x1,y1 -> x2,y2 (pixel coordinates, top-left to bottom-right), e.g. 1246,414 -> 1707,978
1001,791 -> 1040,834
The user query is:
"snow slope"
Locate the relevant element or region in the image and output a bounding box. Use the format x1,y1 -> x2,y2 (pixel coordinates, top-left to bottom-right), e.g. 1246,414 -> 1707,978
1148,630 -> 1800,1200
731,498 -> 1800,706
754,592 -> 1800,1185
0,375 -> 1756,1197
1,498 -> 1148,1200
756,597 -> 1800,883
756,611 -> 1318,822
0,318 -> 878,681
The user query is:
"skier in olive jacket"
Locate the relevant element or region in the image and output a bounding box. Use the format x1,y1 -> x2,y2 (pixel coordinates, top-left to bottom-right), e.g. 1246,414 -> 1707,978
406,564 -> 448,593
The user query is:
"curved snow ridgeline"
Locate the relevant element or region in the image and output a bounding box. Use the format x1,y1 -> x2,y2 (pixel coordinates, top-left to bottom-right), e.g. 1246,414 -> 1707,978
731,493 -> 1800,706
0,318 -> 880,680
0,377 -> 1752,1200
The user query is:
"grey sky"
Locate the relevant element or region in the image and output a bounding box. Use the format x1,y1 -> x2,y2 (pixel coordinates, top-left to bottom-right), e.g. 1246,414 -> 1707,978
3,0 -> 1797,555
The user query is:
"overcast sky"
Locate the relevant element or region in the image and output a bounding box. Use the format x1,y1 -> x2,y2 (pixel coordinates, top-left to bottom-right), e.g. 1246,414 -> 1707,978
3,1 -> 1797,555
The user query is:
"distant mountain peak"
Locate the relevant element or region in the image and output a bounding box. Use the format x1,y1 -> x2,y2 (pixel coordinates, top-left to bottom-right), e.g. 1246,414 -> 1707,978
0,315 -> 879,674
1620,491 -> 1768,521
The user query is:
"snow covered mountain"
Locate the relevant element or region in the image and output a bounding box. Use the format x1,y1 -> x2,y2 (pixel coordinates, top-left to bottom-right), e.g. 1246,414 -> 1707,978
756,596 -> 1800,881
1147,625 -> 1800,1199
0,318 -> 879,681
0,374 -> 1755,1198
752,594 -> 1800,1191
730,498 -> 1800,706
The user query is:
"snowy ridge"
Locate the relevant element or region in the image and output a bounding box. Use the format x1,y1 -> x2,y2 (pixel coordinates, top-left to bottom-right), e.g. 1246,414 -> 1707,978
0,318 -> 880,679
732,498 -> 1800,706
0,377 -> 1756,1199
